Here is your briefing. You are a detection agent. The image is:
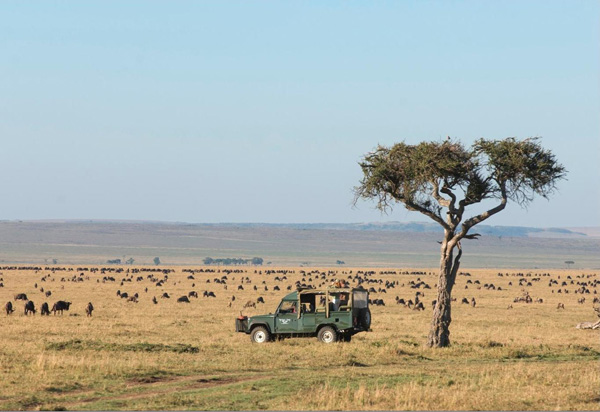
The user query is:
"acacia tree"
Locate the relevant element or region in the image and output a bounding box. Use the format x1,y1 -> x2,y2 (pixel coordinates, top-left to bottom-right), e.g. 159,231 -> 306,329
354,137 -> 566,347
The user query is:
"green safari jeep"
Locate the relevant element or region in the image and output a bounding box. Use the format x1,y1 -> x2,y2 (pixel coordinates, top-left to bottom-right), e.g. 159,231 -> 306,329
235,287 -> 371,343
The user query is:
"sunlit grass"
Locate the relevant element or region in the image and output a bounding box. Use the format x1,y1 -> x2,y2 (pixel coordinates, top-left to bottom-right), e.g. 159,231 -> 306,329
0,266 -> 598,410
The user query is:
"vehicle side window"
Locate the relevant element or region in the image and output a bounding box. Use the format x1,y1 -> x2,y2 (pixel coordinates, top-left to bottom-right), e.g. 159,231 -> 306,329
279,301 -> 297,314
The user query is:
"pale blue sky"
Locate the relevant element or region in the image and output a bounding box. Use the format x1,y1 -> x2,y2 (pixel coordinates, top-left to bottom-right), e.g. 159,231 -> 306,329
1,1 -> 598,227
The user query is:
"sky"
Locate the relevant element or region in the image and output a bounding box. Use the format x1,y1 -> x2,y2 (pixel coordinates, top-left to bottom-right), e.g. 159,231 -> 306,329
1,1 -> 598,227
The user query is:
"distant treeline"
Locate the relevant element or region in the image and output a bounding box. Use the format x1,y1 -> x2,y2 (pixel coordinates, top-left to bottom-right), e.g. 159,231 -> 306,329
203,257 -> 263,265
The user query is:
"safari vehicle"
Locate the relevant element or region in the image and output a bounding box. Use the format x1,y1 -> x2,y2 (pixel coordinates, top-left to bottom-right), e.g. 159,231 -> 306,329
235,287 -> 371,343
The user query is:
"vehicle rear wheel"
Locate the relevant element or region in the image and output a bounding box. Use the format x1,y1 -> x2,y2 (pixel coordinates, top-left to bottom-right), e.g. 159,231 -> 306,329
358,308 -> 371,330
250,326 -> 271,343
318,326 -> 338,343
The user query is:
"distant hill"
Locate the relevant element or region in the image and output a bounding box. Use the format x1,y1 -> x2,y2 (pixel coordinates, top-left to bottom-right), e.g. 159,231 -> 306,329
0,220 -> 598,268
199,221 -> 589,238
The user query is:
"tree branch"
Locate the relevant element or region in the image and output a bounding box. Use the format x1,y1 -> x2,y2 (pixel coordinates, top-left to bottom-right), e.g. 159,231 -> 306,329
432,181 -> 451,208
405,199 -> 451,230
456,186 -> 507,240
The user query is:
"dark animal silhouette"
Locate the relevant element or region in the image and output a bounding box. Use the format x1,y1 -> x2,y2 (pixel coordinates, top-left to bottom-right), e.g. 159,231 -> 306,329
14,293 -> 28,301
24,300 -> 36,315
85,302 -> 94,317
5,301 -> 15,315
52,301 -> 72,315
177,296 -> 190,303
40,302 -> 51,316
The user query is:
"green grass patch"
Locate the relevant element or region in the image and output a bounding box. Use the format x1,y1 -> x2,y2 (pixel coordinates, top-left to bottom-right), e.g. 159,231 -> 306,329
45,339 -> 199,353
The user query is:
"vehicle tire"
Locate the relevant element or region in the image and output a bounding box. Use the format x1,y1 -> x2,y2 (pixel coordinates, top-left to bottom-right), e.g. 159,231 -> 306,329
318,326 -> 338,343
358,308 -> 371,330
250,326 -> 271,343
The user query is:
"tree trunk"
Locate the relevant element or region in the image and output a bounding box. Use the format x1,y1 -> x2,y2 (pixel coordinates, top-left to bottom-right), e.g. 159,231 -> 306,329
427,237 -> 460,347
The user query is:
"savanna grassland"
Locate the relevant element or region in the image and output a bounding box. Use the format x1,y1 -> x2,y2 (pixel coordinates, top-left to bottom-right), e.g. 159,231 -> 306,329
0,265 -> 599,411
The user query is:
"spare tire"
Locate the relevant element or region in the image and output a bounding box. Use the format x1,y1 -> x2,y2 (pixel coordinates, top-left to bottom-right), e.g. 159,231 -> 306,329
358,308 -> 371,330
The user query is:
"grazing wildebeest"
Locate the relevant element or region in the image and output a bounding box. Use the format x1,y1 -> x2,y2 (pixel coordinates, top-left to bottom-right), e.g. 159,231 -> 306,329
14,293 -> 28,301
557,302 -> 565,309
24,300 -> 36,315
40,302 -> 51,316
52,301 -> 72,315
45,291 -> 52,297
127,296 -> 138,303
177,296 -> 190,303
413,302 -> 425,311
257,296 -> 265,304
188,291 -> 198,298
120,292 -> 129,299
244,300 -> 256,309
470,297 -> 476,308
161,292 -> 170,299
5,301 -> 15,315
85,302 -> 94,317
461,297 -> 469,304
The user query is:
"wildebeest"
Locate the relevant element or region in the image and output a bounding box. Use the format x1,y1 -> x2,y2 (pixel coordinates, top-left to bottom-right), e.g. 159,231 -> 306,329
257,296 -> 265,304
5,301 -> 15,315
161,292 -> 170,299
413,301 -> 425,311
40,302 -> 51,316
244,300 -> 256,309
188,291 -> 198,298
24,300 -> 36,315
52,301 -> 72,315
85,302 -> 94,317
127,296 -> 138,303
461,297 -> 469,304
470,297 -> 476,308
14,293 -> 28,301
177,296 -> 190,303
45,291 -> 52,297
557,302 -> 565,309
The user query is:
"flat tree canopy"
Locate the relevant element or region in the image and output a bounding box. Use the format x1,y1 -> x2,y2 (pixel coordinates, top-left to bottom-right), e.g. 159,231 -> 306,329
354,137 -> 566,347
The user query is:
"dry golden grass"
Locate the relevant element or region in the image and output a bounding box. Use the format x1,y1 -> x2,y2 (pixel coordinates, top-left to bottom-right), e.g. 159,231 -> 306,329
0,265 -> 598,410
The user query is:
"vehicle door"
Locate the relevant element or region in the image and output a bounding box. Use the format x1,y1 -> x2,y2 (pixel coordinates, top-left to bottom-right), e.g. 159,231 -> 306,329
298,293 -> 321,333
275,300 -> 299,333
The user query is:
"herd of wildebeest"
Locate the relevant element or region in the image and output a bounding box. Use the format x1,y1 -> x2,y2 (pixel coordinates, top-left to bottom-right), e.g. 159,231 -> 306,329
1,265 -> 599,319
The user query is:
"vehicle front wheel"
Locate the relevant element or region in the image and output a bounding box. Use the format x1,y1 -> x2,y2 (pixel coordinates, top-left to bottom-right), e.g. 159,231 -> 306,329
318,326 -> 338,343
250,326 -> 271,343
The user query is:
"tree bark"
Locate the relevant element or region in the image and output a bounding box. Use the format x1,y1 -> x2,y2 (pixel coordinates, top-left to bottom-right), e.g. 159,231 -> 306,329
427,235 -> 461,347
